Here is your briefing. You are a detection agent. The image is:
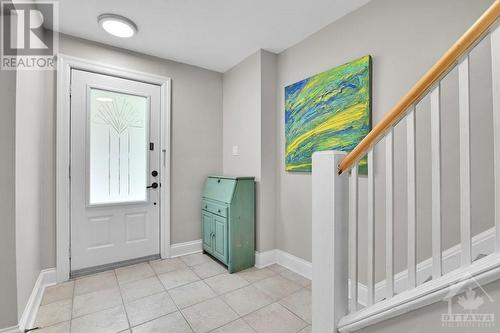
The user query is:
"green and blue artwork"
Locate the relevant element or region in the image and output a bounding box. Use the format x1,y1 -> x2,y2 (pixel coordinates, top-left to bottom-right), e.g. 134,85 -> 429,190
285,55 -> 372,173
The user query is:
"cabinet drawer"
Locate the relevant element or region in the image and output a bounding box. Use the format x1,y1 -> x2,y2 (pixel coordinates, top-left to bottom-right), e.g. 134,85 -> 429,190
202,200 -> 228,218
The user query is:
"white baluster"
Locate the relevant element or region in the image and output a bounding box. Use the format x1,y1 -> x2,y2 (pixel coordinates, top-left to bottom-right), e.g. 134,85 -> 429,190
491,23 -> 500,252
431,85 -> 442,278
367,150 -> 375,305
459,56 -> 472,266
407,107 -> 417,288
349,164 -> 359,311
385,130 -> 394,298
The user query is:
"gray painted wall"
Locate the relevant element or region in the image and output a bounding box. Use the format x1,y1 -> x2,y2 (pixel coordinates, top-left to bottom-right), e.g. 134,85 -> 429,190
276,0 -> 495,283
223,50 -> 261,180
260,51 -> 278,253
0,62 -> 19,328
38,34 -> 223,269
15,68 -> 53,318
0,10 -> 53,326
222,49 -> 277,252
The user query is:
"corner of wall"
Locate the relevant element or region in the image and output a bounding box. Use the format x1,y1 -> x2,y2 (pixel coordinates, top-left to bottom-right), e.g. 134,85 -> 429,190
260,50 -> 278,253
15,67 -> 47,321
0,63 -> 18,329
221,49 -> 279,253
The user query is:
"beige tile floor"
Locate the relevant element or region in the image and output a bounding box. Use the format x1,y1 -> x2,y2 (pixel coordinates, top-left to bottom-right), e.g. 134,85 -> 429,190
34,253 -> 312,333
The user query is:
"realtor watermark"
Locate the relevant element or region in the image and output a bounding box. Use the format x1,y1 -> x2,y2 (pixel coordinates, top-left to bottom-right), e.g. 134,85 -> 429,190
1,1 -> 58,70
441,273 -> 495,328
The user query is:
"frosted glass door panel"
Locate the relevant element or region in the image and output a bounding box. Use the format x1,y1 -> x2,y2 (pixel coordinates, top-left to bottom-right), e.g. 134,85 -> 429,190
89,88 -> 148,205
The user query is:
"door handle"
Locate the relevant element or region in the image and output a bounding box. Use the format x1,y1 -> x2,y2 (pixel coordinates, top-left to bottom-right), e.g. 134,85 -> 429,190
147,182 -> 158,189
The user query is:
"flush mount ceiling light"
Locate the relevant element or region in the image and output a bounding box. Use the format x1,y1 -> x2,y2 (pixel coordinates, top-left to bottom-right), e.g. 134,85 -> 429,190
98,14 -> 137,38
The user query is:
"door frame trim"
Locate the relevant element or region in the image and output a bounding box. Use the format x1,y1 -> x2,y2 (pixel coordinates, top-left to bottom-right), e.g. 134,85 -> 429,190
56,54 -> 172,283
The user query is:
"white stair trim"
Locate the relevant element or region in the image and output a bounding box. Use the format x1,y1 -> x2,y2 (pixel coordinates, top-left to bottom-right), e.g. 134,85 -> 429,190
340,253 -> 500,332
355,226 -> 496,306
254,227 -> 496,305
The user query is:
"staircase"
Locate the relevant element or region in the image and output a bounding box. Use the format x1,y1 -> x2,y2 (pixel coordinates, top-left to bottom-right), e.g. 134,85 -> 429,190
312,1 -> 500,332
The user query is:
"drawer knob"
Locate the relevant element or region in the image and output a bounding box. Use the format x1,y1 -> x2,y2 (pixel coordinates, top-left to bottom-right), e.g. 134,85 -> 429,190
218,209 -> 221,213
217,179 -> 221,183
205,205 -> 207,209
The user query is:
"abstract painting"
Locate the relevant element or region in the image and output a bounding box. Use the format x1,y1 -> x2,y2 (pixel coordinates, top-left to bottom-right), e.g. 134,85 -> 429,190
285,55 -> 371,173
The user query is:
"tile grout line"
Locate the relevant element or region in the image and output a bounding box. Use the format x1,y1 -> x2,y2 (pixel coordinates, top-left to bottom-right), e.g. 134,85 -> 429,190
166,254 -> 248,332
70,279 -> 76,332
203,263 -> 308,331
33,283 -> 75,330
118,265 -> 166,303
156,260 -> 196,333
69,286 -> 123,320
118,262 -> 176,331
70,270 -> 128,321
114,269 -> 133,331
218,282 -> 271,316
277,287 -> 312,325
212,292 -> 258,333
153,257 -> 196,332
275,302 -> 310,332
122,265 -> 191,332
225,270 -> 311,330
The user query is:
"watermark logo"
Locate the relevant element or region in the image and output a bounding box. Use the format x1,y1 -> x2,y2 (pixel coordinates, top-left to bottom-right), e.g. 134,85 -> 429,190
1,1 -> 58,70
441,273 -> 495,328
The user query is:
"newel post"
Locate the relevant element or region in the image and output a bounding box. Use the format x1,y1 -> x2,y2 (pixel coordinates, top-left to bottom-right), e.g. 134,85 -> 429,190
312,151 -> 349,333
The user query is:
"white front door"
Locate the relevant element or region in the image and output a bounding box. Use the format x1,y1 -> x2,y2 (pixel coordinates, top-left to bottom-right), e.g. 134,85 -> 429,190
70,69 -> 161,271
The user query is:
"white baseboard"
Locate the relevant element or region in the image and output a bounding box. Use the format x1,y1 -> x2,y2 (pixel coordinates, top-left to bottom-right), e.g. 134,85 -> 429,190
170,239 -> 203,258
253,228 -> 494,306
168,227 -> 494,302
17,268 -> 56,331
0,325 -> 21,333
255,249 -> 278,268
255,249 -> 312,280
169,241 -> 313,281
276,250 -> 312,279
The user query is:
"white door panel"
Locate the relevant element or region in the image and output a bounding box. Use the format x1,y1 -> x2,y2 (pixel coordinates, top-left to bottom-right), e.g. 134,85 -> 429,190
70,69 -> 161,271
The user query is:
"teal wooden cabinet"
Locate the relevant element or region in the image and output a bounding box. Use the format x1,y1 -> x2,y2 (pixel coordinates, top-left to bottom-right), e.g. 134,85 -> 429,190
201,176 -> 255,273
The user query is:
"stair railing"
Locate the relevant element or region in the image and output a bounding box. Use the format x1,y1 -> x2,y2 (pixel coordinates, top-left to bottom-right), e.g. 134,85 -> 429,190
312,1 -> 500,332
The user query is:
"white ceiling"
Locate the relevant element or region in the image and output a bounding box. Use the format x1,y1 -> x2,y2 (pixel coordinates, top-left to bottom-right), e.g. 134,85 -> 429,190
42,0 -> 370,72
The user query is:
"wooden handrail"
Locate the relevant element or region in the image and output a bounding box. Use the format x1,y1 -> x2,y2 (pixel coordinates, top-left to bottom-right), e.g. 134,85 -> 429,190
338,0 -> 500,174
